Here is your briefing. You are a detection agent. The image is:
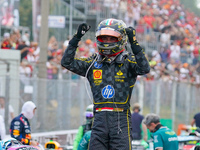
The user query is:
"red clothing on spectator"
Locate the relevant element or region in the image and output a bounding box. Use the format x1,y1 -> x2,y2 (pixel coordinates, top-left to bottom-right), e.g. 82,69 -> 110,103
143,15 -> 155,28
1,40 -> 11,49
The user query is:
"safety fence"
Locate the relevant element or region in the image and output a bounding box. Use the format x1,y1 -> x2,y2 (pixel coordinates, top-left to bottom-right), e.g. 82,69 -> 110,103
48,0 -> 162,55
0,75 -> 200,134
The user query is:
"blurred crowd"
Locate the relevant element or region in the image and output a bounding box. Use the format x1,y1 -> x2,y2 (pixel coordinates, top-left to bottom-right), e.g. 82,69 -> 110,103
1,0 -> 200,84
104,0 -> 200,84
0,28 -> 98,80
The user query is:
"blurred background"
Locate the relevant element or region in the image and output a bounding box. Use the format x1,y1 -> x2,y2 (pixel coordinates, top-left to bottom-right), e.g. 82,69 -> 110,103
0,0 -> 200,144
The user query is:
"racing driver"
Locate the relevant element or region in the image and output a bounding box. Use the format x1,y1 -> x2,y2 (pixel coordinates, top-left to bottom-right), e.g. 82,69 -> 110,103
61,18 -> 150,150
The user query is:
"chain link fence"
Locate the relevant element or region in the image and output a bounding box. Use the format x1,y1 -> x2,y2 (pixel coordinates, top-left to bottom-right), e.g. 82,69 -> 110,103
1,74 -> 200,133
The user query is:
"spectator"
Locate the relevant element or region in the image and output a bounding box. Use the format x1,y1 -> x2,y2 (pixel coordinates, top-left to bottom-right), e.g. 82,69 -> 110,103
179,63 -> 189,80
118,0 -> 127,20
0,96 -> 14,124
170,41 -> 181,62
48,36 -> 58,53
10,101 -> 38,146
160,29 -> 171,48
63,36 -> 70,51
26,48 -> 36,63
180,43 -> 189,63
21,31 -> 30,46
191,112 -> 200,128
160,46 -> 170,63
73,104 -> 93,150
131,103 -> 148,141
1,33 -> 11,49
10,32 -> 18,49
143,113 -> 179,150
151,50 -> 161,63
19,59 -> 32,78
132,2 -> 141,27
17,40 -> 29,62
125,4 -> 134,27
77,130 -> 91,150
46,56 -> 58,79
110,0 -> 119,18
32,42 -> 40,62
0,115 -> 6,140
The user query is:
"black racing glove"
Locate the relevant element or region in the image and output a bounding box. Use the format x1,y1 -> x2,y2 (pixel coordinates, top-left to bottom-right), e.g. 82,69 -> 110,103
69,23 -> 91,47
75,23 -> 91,39
125,27 -> 142,55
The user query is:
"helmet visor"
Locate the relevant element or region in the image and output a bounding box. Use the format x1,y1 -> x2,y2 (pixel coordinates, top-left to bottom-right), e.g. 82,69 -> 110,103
96,28 -> 122,39
85,112 -> 93,118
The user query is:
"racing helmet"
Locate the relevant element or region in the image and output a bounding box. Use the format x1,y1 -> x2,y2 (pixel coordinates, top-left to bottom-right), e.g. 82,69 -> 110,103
85,104 -> 94,119
2,138 -> 21,150
96,18 -> 127,56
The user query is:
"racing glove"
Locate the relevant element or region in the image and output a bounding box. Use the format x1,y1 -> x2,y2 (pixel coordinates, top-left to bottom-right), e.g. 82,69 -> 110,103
125,26 -> 142,55
69,23 -> 91,47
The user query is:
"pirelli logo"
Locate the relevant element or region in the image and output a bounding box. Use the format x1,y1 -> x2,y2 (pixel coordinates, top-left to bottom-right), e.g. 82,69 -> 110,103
93,70 -> 102,79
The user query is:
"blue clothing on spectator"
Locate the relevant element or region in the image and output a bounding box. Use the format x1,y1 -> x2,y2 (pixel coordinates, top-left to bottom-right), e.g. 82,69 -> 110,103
194,113 -> 200,128
131,112 -> 144,140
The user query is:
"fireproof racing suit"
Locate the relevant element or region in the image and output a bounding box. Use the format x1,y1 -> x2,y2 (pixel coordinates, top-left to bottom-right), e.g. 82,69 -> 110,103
61,38 -> 150,150
10,114 -> 31,145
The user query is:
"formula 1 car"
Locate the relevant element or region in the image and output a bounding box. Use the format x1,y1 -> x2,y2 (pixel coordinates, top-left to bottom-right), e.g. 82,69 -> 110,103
0,138 -> 40,150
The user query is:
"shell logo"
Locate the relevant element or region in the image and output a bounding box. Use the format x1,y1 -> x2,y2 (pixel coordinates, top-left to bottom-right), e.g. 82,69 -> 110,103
93,70 -> 102,79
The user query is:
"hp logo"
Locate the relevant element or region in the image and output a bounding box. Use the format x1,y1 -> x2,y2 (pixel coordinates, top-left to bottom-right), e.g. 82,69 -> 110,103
102,85 -> 115,99
94,62 -> 103,69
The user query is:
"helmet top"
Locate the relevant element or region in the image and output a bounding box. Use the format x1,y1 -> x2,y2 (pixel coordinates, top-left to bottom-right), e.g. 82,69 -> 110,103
96,18 -> 127,56
85,104 -> 94,118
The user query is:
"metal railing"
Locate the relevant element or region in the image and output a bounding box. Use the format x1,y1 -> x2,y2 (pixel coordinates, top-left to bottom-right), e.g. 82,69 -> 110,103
1,75 -> 200,134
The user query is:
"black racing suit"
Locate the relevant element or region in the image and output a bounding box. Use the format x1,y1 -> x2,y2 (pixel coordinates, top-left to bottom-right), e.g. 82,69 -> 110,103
61,38 -> 150,150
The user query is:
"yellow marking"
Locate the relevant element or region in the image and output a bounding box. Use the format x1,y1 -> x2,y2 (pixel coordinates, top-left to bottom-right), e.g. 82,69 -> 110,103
75,58 -> 94,63
127,59 -> 137,63
165,131 -> 175,135
94,80 -> 102,85
118,64 -> 123,67
116,70 -> 123,76
130,84 -> 135,88
13,129 -> 20,135
127,109 -> 131,150
115,79 -> 124,82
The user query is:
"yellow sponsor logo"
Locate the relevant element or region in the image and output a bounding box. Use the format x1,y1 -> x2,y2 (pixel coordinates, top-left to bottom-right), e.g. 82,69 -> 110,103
115,79 -> 124,82
116,70 -> 123,76
115,70 -> 125,81
13,129 -> 20,136
93,70 -> 102,79
94,80 -> 102,85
